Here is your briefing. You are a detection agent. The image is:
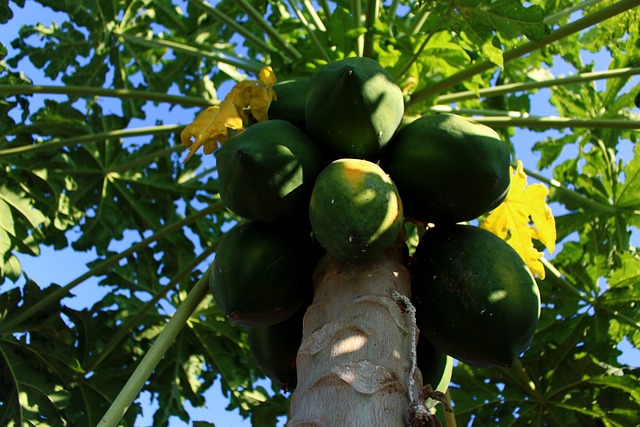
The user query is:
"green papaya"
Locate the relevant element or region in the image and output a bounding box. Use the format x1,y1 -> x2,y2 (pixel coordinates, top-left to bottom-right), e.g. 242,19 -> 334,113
210,220 -> 317,328
216,119 -> 324,223
381,113 -> 511,223
305,57 -> 404,161
309,158 -> 404,264
247,305 -> 306,392
411,224 -> 540,368
417,335 -> 453,394
268,77 -> 309,130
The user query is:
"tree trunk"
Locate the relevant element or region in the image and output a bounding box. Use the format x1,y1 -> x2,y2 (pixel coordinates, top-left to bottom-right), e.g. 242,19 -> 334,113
288,244 -> 424,426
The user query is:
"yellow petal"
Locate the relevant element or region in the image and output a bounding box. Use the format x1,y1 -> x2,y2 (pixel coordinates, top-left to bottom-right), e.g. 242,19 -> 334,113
215,98 -> 244,132
180,66 -> 277,162
181,106 -> 223,162
259,66 -> 277,86
525,184 -> 556,254
180,106 -> 220,148
230,78 -> 276,123
249,88 -> 274,122
480,160 -> 556,279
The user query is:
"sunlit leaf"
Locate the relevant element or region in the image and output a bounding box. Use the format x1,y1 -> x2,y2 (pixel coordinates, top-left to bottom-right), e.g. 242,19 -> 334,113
616,143 -> 640,210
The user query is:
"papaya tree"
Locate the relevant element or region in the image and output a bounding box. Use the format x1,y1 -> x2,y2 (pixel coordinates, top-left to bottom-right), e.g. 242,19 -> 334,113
1,1 -> 639,426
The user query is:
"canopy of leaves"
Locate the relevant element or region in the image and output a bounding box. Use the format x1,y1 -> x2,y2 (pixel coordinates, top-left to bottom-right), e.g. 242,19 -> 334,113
1,0 -> 639,426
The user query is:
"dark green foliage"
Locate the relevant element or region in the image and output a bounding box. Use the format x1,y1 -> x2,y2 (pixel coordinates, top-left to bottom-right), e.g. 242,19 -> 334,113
0,282 -> 141,426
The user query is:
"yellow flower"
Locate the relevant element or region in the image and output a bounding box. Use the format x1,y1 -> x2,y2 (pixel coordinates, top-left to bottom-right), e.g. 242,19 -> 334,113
180,66 -> 277,162
480,160 -> 556,278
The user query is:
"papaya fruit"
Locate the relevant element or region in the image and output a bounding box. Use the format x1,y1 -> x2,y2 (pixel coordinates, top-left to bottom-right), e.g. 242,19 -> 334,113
417,335 -> 453,394
411,224 -> 540,368
247,304 -> 306,392
381,113 -> 511,224
309,158 -> 404,264
210,220 -> 317,328
216,119 -> 324,223
305,57 -> 404,161
268,77 -> 309,130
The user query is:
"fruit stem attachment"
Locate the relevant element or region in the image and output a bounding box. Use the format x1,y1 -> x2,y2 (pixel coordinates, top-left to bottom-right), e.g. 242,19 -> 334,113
444,390 -> 457,427
97,267 -> 212,427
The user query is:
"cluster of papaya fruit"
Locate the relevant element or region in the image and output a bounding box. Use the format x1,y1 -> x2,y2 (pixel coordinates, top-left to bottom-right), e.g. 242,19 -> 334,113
209,57 -> 541,394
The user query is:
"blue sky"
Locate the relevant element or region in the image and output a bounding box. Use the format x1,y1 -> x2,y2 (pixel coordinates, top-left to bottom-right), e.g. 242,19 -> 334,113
1,2 -> 638,426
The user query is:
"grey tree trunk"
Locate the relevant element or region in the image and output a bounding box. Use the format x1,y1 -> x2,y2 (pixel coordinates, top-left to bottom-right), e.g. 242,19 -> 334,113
288,244 -> 424,426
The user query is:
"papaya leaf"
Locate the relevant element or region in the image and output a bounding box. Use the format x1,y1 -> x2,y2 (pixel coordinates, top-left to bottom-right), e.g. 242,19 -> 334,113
599,251 -> 640,347
615,143 -> 640,210
609,251 -> 640,290
248,391 -> 290,427
0,337 -> 70,424
533,133 -> 579,170
450,0 -> 545,67
327,6 -> 358,56
10,21 -> 92,81
188,302 -> 260,393
0,0 -> 19,24
1,254 -> 21,281
147,333 -> 208,426
0,281 -> 143,426
476,0 -> 547,42
480,160 -> 556,278
0,177 -> 47,278
0,185 -> 46,232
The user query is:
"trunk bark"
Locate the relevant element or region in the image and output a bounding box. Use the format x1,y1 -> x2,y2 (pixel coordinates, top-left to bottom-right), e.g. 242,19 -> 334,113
288,244 -> 424,426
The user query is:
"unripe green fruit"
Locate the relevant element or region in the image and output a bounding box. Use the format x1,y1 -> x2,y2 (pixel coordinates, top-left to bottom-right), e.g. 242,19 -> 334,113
309,158 -> 404,264
382,113 -> 511,223
210,220 -> 317,327
216,119 -> 324,223
268,77 -> 309,130
411,224 -> 540,368
305,57 -> 404,161
247,305 -> 306,392
417,335 -> 453,394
